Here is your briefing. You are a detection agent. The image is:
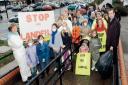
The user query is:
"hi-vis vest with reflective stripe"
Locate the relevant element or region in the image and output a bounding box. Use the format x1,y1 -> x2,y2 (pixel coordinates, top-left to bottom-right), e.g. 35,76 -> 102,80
97,31 -> 106,52
92,18 -> 107,52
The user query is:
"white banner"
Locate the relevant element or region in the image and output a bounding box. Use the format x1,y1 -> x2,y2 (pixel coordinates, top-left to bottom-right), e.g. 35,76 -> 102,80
18,11 -> 55,41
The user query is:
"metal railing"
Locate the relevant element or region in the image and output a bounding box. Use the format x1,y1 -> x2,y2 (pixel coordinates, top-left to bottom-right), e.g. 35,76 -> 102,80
26,37 -> 123,85
1,38 -> 126,85
26,37 -> 81,85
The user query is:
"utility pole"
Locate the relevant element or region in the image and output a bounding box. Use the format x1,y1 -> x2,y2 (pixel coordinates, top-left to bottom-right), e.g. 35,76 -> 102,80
4,0 -> 8,19
59,0 -> 61,15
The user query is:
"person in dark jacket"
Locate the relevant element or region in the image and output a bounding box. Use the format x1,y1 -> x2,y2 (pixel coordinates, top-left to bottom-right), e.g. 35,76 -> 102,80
106,8 -> 120,85
106,8 -> 120,63
36,35 -> 50,71
61,26 -> 72,70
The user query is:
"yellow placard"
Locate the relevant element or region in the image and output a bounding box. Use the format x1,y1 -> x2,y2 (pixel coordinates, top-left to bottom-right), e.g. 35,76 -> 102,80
97,31 -> 106,52
44,35 -> 51,41
75,52 -> 91,76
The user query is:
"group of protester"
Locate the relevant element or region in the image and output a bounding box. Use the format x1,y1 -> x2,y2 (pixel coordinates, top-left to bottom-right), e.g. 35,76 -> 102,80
7,3 -> 121,84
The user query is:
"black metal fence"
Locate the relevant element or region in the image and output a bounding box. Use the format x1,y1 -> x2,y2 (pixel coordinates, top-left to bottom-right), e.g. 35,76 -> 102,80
25,37 -> 121,85
0,37 -> 120,85
25,35 -> 82,85
26,40 -> 80,85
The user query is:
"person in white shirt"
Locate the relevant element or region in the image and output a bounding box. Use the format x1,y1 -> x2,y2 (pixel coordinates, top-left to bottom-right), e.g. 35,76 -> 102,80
7,24 -> 31,83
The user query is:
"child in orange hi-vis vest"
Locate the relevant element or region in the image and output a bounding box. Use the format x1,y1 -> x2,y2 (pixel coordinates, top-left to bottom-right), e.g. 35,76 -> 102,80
72,25 -> 81,43
72,25 -> 81,53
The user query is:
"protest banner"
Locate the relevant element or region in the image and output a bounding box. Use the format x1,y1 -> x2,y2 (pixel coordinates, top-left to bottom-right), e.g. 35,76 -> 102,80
75,53 -> 91,76
18,11 -> 55,41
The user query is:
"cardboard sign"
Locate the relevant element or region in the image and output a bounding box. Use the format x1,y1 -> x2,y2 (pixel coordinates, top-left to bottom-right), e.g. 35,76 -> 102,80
97,31 -> 106,52
75,53 -> 91,76
18,11 -> 55,41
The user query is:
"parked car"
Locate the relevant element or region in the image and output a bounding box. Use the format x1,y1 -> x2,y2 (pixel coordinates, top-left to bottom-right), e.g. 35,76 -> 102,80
50,2 -> 60,9
68,4 -> 79,11
30,4 -> 36,8
6,5 -> 13,10
34,6 -> 43,11
8,15 -> 18,23
34,2 -> 44,8
12,5 -> 22,12
60,2 -> 65,7
42,5 -> 53,11
20,4 -> 27,9
64,1 -> 70,6
21,6 -> 33,12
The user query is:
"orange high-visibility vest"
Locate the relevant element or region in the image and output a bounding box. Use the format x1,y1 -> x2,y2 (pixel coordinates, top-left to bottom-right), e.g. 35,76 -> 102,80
72,26 -> 81,44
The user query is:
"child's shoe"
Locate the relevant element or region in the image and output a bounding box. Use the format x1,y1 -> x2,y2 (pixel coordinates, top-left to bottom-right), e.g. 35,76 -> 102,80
91,67 -> 95,71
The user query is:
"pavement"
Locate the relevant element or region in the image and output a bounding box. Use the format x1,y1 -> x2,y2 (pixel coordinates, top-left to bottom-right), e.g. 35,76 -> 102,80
120,16 -> 128,82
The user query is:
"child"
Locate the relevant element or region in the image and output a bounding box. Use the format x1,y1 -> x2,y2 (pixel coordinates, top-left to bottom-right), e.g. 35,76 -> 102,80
79,39 -> 89,53
26,39 -> 39,77
72,16 -> 81,53
36,35 -> 50,71
89,30 -> 101,71
61,26 -> 72,70
49,23 -> 64,71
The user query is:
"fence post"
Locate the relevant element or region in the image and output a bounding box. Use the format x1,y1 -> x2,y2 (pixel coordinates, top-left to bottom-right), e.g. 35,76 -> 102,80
35,77 -> 39,85
58,56 -> 62,85
71,44 -> 73,72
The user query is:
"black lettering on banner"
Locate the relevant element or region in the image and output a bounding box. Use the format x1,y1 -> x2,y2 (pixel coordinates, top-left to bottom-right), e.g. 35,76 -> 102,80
100,38 -> 102,42
80,54 -> 85,57
103,45 -> 105,48
80,59 -> 84,62
101,45 -> 105,49
101,45 -> 103,48
98,33 -> 104,37
78,66 -> 87,69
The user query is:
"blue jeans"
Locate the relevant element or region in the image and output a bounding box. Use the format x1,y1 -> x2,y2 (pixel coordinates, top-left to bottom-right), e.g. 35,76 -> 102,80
39,58 -> 50,71
30,66 -> 37,77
